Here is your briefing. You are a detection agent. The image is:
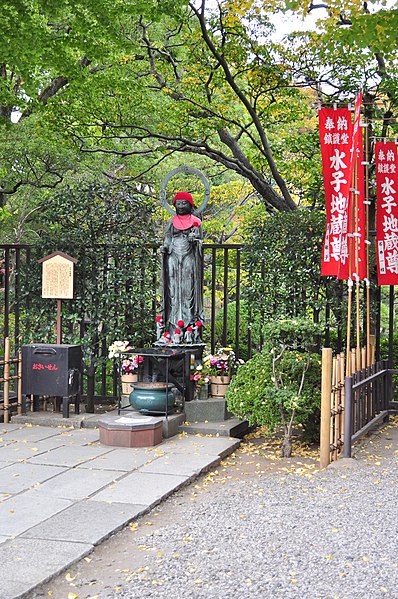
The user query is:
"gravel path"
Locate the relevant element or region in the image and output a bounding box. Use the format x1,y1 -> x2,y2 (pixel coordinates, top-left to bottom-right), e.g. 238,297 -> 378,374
109,427 -> 398,599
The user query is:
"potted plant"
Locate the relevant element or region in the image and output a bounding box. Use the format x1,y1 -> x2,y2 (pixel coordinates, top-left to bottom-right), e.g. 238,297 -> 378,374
108,341 -> 143,395
203,347 -> 242,398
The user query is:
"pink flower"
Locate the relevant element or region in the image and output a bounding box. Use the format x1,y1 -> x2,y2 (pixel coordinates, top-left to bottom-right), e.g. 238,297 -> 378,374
195,320 -> 203,328
177,319 -> 185,328
174,328 -> 181,335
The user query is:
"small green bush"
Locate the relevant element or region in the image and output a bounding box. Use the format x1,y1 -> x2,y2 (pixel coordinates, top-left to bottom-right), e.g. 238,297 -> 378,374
226,317 -> 322,456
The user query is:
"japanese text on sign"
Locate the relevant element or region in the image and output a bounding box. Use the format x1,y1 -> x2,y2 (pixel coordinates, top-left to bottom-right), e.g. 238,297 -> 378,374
32,363 -> 59,371
319,107 -> 353,276
376,141 -> 398,285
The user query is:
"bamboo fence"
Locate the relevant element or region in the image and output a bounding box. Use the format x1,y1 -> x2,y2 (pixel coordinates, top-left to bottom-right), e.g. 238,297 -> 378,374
0,337 -> 22,423
320,338 -> 375,469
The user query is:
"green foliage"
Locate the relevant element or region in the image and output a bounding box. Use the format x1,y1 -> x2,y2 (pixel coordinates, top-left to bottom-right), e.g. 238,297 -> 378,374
379,332 -> 398,398
37,178 -> 157,245
227,317 -> 322,454
262,317 -> 323,352
241,208 -> 345,331
226,347 -> 321,437
15,178 -> 159,385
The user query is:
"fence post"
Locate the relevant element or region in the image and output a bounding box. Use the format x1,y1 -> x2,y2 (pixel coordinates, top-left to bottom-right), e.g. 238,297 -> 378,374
3,337 -> 10,424
343,376 -> 353,458
320,347 -> 333,469
17,351 -> 22,415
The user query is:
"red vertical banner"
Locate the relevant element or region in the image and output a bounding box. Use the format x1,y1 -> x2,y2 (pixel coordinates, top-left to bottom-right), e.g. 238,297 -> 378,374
354,137 -> 367,281
337,94 -> 367,281
319,107 -> 353,276
376,141 -> 398,285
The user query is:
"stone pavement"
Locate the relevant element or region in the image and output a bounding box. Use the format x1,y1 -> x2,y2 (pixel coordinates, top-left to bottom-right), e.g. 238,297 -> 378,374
0,421 -> 240,599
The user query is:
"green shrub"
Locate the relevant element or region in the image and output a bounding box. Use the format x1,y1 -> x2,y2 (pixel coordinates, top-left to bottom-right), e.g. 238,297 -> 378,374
226,317 -> 322,456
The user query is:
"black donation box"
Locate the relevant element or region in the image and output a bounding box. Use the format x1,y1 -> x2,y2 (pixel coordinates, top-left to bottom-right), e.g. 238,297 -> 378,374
22,344 -> 82,400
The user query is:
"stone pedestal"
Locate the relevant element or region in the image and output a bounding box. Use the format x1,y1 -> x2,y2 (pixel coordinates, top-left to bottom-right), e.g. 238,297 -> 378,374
99,413 -> 163,447
184,397 -> 233,422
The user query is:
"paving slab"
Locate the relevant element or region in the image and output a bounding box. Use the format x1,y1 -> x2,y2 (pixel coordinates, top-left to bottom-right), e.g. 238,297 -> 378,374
1,577 -> 36,599
91,471 -> 189,506
0,537 -> 92,591
139,452 -> 220,476
160,434 -> 240,457
0,422 -> 241,599
0,490 -> 72,537
0,437 -> 16,448
76,446 -> 153,471
0,424 -> 24,434
11,411 -> 99,429
56,428 -> 100,445
36,467 -> 125,500
28,444 -> 113,467
0,462 -> 67,494
0,426 -> 63,442
0,438 -> 68,463
21,500 -> 147,545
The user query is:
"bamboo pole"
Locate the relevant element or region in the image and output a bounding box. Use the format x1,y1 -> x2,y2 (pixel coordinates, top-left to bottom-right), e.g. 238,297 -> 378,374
353,154 -> 362,373
320,348 -> 333,469
351,348 -> 356,375
330,356 -> 337,461
346,281 -> 353,376
364,118 -> 371,367
361,346 -> 366,371
3,337 -> 10,424
339,352 -> 345,443
334,355 -> 341,461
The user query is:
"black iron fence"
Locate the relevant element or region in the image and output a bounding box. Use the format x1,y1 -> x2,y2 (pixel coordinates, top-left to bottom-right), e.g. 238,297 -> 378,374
343,360 -> 396,458
0,242 -> 394,407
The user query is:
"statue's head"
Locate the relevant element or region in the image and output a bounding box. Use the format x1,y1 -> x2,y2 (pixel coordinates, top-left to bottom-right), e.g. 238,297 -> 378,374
173,192 -> 194,215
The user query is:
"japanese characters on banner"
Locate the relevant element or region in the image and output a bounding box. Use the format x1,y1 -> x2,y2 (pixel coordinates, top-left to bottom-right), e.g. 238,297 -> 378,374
375,141 -> 398,285
319,107 -> 353,276
337,94 -> 367,281
319,95 -> 367,280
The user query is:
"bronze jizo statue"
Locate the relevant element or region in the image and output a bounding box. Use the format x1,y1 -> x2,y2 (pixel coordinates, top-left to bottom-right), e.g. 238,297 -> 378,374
160,191 -> 204,337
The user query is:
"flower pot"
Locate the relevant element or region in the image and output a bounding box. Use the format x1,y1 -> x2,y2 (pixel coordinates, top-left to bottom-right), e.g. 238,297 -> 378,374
198,383 -> 209,401
129,382 -> 175,414
121,373 -> 138,395
209,375 -> 230,398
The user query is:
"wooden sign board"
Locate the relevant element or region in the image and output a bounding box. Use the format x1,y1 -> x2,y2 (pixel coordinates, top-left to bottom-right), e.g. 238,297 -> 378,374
38,252 -> 77,300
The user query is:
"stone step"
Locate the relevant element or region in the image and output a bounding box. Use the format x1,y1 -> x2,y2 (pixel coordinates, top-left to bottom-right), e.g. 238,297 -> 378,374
11,409 -> 248,439
184,397 -> 233,422
179,417 -> 249,438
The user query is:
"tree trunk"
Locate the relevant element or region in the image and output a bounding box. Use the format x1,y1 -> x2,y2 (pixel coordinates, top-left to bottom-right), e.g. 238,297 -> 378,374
280,434 -> 292,458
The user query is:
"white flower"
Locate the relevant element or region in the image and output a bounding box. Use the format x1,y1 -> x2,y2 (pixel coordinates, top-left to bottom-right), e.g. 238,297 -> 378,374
108,340 -> 131,359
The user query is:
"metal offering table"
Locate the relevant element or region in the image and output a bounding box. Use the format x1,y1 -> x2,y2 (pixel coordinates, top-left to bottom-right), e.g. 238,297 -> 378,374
117,345 -> 204,419
118,344 -> 204,419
